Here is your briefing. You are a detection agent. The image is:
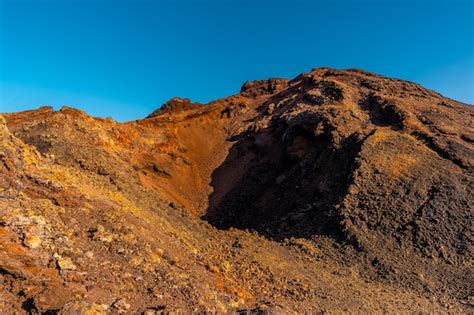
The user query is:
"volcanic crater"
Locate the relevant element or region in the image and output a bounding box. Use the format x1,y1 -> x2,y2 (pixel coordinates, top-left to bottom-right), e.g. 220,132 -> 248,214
0,68 -> 473,313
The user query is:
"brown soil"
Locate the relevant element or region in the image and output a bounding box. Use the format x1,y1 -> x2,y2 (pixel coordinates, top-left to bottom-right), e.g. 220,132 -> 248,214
0,67 -> 473,313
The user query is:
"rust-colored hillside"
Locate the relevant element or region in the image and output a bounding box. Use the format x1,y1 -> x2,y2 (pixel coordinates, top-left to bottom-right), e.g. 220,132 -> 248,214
1,68 -> 472,313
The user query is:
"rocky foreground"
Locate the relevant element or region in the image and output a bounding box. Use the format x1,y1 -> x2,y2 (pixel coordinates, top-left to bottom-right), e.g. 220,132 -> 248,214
0,68 -> 473,313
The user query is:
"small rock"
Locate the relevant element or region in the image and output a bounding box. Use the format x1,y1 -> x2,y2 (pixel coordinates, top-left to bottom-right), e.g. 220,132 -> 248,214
59,301 -> 106,315
85,251 -> 94,259
23,235 -> 41,249
117,247 -> 126,254
89,225 -> 114,243
99,233 -> 113,243
206,263 -> 220,273
56,256 -> 77,270
112,298 -> 130,313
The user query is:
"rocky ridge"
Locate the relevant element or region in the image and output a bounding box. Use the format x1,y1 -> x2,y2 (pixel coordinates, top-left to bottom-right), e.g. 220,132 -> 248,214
0,67 -> 473,313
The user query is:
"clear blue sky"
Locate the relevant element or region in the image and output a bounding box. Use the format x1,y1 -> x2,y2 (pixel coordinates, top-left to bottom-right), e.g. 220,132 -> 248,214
1,0 -> 473,122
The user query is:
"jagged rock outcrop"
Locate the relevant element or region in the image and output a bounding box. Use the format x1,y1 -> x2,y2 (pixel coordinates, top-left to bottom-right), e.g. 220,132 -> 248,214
240,78 -> 289,98
146,97 -> 201,118
0,68 -> 472,313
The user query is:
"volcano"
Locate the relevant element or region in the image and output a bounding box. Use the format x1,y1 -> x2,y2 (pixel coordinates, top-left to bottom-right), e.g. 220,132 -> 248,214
0,68 -> 472,313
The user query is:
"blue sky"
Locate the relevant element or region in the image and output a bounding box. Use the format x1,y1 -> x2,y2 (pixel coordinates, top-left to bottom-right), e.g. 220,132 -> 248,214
1,0 -> 473,122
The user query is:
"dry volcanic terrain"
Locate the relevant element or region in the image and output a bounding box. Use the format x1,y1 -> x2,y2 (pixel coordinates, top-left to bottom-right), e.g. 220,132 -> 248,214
0,68 -> 473,313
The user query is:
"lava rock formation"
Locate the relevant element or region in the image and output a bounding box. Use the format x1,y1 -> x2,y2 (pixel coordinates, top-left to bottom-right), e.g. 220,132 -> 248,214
0,68 -> 472,313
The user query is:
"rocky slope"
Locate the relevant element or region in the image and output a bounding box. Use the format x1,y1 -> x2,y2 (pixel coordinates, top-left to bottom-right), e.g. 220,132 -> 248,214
0,68 -> 473,313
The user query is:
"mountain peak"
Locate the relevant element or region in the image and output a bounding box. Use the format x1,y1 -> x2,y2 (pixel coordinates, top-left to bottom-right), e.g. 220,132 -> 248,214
146,97 -> 201,118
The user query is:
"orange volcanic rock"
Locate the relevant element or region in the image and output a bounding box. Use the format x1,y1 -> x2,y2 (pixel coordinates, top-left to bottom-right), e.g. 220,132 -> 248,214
0,68 -> 472,313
